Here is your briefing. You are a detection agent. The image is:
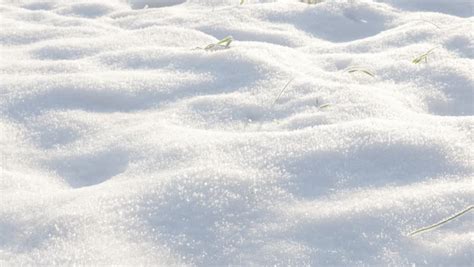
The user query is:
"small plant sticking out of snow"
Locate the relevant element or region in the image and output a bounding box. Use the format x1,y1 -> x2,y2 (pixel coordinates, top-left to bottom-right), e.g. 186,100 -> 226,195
409,205 -> 473,236
315,98 -> 331,109
204,36 -> 233,51
271,78 -> 294,108
318,103 -> 331,109
412,47 -> 438,64
271,78 -> 331,109
346,67 -> 375,77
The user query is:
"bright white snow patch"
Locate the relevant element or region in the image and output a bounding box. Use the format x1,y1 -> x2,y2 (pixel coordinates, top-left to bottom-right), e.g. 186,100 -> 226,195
1,0 -> 473,265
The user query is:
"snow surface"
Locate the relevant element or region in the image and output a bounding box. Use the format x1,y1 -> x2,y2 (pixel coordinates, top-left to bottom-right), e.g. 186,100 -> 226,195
1,0 -> 473,265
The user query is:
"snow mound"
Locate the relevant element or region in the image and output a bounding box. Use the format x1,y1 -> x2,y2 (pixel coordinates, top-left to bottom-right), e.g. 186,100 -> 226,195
1,0 -> 473,265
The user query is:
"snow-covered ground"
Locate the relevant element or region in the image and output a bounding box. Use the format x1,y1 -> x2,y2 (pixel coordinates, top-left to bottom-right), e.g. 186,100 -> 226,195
1,0 -> 473,265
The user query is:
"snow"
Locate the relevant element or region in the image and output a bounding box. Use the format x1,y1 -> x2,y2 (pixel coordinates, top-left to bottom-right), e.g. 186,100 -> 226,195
0,0 -> 473,265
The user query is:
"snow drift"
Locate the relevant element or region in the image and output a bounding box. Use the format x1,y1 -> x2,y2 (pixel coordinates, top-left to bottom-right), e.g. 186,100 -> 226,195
0,0 -> 473,265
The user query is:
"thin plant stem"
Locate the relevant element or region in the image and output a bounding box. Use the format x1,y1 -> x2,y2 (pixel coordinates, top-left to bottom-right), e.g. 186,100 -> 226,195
412,46 -> 439,64
271,78 -> 295,107
346,67 -> 375,77
409,205 -> 474,236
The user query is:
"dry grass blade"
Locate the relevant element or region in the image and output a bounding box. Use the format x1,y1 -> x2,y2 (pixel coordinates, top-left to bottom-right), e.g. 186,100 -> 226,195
412,47 -> 438,64
347,68 -> 375,77
319,103 -> 331,109
409,205 -> 474,236
216,36 -> 233,47
204,36 -> 233,51
271,78 -> 294,107
411,19 -> 441,29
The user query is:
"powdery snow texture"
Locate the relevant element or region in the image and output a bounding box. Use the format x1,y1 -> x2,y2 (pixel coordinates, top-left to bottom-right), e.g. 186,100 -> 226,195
0,0 -> 473,265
